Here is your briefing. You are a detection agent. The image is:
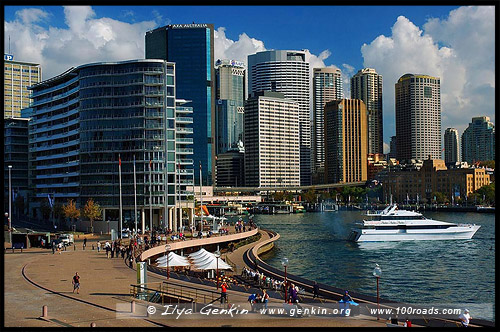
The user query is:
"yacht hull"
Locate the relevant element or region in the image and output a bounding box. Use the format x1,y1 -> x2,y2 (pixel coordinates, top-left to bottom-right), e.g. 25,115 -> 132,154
350,225 -> 481,242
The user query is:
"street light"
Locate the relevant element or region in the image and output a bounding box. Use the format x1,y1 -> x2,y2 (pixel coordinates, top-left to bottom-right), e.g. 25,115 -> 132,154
165,244 -> 171,279
214,250 -> 221,289
373,263 -> 382,320
8,165 -> 12,245
281,257 -> 289,302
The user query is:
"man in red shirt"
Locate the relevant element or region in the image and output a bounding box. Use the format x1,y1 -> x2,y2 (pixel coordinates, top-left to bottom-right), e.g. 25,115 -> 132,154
221,282 -> 227,304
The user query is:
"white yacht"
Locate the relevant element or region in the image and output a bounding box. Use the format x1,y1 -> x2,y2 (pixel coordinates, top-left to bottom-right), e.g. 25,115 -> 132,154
348,204 -> 481,242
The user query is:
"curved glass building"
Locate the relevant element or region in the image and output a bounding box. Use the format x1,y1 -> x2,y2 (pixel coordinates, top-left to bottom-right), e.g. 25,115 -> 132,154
25,59 -> 193,232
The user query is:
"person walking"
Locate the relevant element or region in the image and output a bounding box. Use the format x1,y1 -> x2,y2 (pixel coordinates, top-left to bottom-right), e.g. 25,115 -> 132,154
248,293 -> 257,312
313,281 -> 320,299
72,272 -> 80,294
220,282 -> 228,304
262,289 -> 269,310
97,241 -> 101,253
52,240 -> 56,254
83,237 -> 87,250
459,309 -> 471,327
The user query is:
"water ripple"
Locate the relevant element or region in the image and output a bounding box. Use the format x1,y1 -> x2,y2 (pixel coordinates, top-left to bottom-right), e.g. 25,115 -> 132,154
255,211 -> 495,321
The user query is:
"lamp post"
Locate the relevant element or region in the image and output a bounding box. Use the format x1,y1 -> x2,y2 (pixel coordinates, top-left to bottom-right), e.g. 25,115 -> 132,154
214,250 -> 221,289
281,257 -> 288,302
165,244 -> 171,279
373,263 -> 382,320
8,165 -> 12,244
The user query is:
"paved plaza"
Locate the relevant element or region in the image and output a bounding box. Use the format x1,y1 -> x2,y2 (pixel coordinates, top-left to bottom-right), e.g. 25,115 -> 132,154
4,234 -> 390,328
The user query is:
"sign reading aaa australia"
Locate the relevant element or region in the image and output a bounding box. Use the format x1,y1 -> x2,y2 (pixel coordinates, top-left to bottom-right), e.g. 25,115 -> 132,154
171,24 -> 209,29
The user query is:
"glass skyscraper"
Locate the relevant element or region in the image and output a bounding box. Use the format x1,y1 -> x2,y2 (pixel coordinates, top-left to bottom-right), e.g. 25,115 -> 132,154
461,116 -> 495,164
351,68 -> 383,155
145,23 -> 215,185
312,67 -> 343,184
23,59 -> 193,233
215,59 -> 245,155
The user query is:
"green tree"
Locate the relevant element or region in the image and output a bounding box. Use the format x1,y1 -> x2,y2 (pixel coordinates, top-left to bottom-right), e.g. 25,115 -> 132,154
303,188 -> 317,204
431,191 -> 449,204
273,191 -> 285,202
475,183 -> 495,205
82,198 -> 102,233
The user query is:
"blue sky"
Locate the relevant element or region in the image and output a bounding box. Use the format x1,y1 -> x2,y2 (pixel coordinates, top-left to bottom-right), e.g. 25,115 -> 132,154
4,5 -> 460,71
3,5 -> 496,151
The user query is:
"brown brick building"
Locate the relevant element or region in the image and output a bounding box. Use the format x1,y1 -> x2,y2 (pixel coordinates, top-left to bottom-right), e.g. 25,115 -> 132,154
379,158 -> 490,203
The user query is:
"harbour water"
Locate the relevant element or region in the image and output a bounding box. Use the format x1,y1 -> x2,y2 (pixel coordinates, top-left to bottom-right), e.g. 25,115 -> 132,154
253,210 -> 495,321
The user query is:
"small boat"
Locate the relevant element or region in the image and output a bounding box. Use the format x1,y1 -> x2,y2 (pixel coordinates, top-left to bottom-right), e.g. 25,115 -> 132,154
348,204 -> 481,242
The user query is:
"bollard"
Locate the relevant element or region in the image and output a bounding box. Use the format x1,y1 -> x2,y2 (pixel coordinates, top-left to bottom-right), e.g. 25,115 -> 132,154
131,300 -> 136,313
90,322 -> 96,327
92,244 -> 95,250
74,244 -> 76,251
40,305 -> 48,320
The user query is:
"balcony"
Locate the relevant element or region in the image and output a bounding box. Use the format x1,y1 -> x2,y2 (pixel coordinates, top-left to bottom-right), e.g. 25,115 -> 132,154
176,117 -> 193,124
176,138 -> 193,144
177,159 -> 194,165
176,127 -> 193,134
176,148 -> 193,154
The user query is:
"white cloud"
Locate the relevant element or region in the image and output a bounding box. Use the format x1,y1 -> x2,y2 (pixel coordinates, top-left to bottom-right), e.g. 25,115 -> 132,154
214,27 -> 266,64
361,6 -> 495,145
4,6 -> 159,79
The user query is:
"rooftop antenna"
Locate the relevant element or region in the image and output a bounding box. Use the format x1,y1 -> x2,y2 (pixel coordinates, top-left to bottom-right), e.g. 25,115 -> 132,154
9,35 -> 11,53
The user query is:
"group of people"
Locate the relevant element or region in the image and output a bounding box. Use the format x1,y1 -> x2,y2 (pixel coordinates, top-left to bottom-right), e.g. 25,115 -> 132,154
234,219 -> 247,233
247,289 -> 270,311
242,267 -> 285,292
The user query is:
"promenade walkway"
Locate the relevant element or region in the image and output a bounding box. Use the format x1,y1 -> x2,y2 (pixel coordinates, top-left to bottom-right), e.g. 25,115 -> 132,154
5,234 -> 389,327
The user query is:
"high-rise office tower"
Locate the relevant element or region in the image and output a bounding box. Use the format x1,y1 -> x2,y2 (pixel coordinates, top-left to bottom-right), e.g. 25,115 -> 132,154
444,127 -> 460,164
324,99 -> 368,184
312,67 -> 343,184
351,68 -> 383,154
4,118 -> 29,214
145,23 -> 215,185
23,59 -> 193,232
248,50 -> 311,186
395,74 -> 441,162
244,91 -> 300,188
389,136 -> 397,159
215,59 -> 246,155
461,116 -> 495,163
4,55 -> 42,118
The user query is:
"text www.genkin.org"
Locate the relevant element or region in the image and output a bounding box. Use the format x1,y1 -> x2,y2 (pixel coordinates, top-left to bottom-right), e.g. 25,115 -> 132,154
117,303 -> 353,320
150,304 -> 352,318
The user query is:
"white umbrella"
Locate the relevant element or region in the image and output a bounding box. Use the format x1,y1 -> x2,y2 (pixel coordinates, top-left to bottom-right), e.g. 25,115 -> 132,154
194,256 -> 232,270
156,252 -> 190,267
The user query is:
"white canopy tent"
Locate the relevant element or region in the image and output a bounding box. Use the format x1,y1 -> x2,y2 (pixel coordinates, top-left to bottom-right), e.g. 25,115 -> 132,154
188,248 -> 214,260
187,248 -> 232,271
194,256 -> 232,271
156,251 -> 190,268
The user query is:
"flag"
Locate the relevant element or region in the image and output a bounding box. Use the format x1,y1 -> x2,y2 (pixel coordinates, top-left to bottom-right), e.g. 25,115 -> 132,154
47,194 -> 53,208
149,159 -> 152,169
119,154 -> 121,166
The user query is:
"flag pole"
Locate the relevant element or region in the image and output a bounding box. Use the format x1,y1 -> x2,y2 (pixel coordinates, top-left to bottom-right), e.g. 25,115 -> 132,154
119,153 -> 123,239
149,152 -> 153,235
179,161 -> 183,232
199,161 -> 203,233
134,154 -> 137,237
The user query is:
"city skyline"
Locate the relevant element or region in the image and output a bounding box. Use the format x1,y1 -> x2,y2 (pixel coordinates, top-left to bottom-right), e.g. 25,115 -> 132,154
3,5 -> 496,152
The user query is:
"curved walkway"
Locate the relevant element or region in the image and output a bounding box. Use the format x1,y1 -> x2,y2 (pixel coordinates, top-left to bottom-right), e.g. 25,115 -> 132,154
5,234 -> 389,327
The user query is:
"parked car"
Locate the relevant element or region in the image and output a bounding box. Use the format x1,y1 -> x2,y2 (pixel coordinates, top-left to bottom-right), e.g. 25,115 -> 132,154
58,234 -> 74,245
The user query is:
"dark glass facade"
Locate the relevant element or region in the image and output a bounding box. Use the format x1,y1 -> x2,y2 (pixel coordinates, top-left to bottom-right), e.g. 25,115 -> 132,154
145,24 -> 215,185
